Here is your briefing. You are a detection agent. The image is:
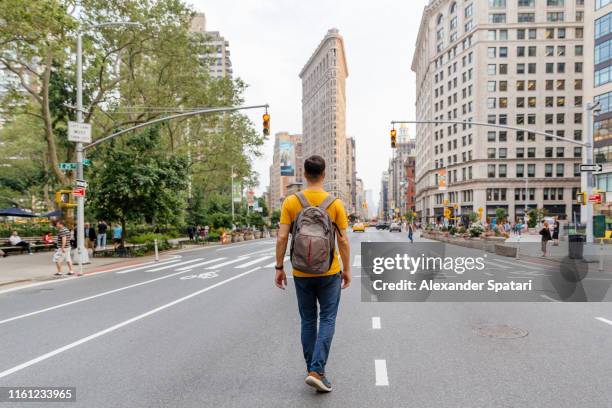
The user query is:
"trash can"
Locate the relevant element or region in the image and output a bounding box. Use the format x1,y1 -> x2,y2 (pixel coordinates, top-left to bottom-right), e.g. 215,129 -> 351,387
568,234 -> 585,259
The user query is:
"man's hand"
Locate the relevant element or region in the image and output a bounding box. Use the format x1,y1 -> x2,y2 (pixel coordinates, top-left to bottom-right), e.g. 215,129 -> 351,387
341,269 -> 351,289
274,268 -> 287,290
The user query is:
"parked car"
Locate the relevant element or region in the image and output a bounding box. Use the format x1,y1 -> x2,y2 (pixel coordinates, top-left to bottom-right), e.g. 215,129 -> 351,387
352,222 -> 366,232
376,222 -> 390,230
389,222 -> 402,232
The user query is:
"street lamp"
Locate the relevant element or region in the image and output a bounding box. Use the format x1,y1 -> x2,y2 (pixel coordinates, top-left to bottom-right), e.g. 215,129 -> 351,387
74,21 -> 142,265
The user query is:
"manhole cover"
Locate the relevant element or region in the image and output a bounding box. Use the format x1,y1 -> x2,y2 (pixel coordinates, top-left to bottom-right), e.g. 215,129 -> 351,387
473,324 -> 528,339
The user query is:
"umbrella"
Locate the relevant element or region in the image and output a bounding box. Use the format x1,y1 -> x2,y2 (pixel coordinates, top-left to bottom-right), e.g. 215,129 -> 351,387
0,207 -> 37,218
41,210 -> 63,218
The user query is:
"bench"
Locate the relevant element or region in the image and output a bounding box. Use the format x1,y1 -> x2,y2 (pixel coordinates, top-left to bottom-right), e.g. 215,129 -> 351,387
92,243 -> 147,258
0,237 -> 56,255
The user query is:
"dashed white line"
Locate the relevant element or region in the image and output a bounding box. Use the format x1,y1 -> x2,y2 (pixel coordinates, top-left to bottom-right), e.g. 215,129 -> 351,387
175,258 -> 227,271
0,266 -> 262,380
374,359 -> 389,386
265,256 -> 289,268
115,258 -> 183,274
237,256 -> 273,269
372,317 -> 381,329
205,257 -> 248,269
145,258 -> 205,272
353,255 -> 361,267
595,317 -> 612,326
540,294 -> 560,302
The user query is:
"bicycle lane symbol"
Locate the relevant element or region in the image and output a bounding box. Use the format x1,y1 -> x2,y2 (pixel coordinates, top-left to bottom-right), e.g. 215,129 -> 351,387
180,271 -> 219,280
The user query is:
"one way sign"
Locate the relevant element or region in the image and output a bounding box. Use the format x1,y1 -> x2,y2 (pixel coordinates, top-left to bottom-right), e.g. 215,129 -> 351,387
580,164 -> 603,172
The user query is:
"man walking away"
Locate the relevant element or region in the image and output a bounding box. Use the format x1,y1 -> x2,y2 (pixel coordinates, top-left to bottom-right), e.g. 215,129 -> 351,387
274,155 -> 351,393
9,231 -> 32,254
97,220 -> 107,249
86,223 -> 97,253
540,221 -> 552,257
408,223 -> 414,243
113,224 -> 123,249
53,221 -> 74,276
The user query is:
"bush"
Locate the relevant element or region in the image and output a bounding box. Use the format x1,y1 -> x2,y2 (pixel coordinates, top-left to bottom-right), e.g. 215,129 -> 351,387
468,223 -> 484,237
129,233 -> 171,251
449,226 -> 457,236
206,232 -> 221,242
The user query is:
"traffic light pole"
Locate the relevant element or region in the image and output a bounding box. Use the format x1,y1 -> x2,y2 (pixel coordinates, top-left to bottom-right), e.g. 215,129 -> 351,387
75,31 -> 87,265
390,117 -> 596,241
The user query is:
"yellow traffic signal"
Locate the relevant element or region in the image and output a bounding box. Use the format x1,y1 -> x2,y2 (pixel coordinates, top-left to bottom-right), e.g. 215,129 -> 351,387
55,190 -> 76,207
576,192 -> 586,205
390,128 -> 397,148
263,113 -> 270,136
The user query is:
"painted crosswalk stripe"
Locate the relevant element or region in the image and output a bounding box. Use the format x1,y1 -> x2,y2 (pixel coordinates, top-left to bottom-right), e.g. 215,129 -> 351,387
146,258 -> 204,272
205,257 -> 248,269
595,317 -> 612,326
353,255 -> 361,267
237,256 -> 273,269
375,360 -> 389,386
372,317 -> 381,329
116,258 -> 182,274
495,258 -> 542,270
485,260 -> 511,269
265,256 -> 289,268
176,258 -> 227,271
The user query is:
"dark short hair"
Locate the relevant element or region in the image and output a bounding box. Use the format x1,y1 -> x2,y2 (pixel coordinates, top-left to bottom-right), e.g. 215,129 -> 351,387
304,155 -> 325,181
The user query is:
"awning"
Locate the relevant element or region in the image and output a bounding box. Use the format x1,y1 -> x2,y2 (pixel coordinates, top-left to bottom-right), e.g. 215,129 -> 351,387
0,207 -> 37,217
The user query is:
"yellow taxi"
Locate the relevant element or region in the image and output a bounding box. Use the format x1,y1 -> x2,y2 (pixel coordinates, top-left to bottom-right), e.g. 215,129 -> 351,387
352,222 -> 366,232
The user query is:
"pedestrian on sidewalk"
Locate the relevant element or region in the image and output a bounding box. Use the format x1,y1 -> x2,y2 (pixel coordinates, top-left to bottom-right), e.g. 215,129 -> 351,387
112,224 -> 123,249
408,223 -> 414,243
53,220 -> 74,276
187,225 -> 196,241
9,231 -> 32,254
552,216 -> 560,246
86,223 -> 97,252
540,221 -> 552,257
97,220 -> 107,249
274,155 -> 351,393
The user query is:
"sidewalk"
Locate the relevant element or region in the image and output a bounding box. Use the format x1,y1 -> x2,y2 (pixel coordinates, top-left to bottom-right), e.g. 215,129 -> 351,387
0,251 -> 174,287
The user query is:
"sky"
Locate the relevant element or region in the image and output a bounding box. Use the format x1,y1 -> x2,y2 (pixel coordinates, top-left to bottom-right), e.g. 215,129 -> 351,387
191,0 -> 428,211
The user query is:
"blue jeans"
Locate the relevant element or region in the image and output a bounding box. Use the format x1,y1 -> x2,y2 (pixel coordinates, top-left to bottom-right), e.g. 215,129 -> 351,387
97,233 -> 106,248
294,273 -> 342,374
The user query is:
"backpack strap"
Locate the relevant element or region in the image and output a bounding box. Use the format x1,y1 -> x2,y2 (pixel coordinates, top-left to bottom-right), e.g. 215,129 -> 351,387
294,191 -> 310,208
318,194 -> 336,210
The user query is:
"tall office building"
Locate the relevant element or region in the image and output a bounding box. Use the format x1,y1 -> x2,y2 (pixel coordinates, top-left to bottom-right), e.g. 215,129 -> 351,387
346,137 -> 357,214
190,13 -> 233,78
300,29 -> 350,204
412,0 -> 584,223
585,0 -> 612,201
388,125 -> 416,218
268,132 -> 303,211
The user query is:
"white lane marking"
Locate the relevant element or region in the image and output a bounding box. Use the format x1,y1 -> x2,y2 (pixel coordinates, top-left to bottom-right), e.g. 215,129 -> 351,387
0,269 -> 193,326
145,258 -> 204,272
353,255 -> 361,267
540,294 -> 560,302
484,272 -> 494,277
265,256 -> 289,268
237,256 -> 273,269
0,266 -> 262,380
176,258 -> 227,271
495,258 -> 542,270
109,257 -> 180,273
116,258 -> 183,274
205,257 -> 248,269
215,240 -> 272,252
241,248 -> 275,257
485,260 -> 511,269
595,317 -> 612,326
372,317 -> 381,329
374,360 -> 389,386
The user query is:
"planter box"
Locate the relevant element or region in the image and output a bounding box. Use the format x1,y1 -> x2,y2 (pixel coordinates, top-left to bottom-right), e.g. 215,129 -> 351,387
244,233 -> 254,241
269,229 -> 277,238
495,244 -> 517,258
253,231 -> 262,239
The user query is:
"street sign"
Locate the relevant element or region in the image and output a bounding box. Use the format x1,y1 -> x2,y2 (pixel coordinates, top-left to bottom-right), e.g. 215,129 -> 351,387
75,179 -> 88,188
580,164 -> 603,172
83,158 -> 92,166
68,121 -> 92,143
588,193 -> 602,203
72,187 -> 86,197
59,162 -> 77,170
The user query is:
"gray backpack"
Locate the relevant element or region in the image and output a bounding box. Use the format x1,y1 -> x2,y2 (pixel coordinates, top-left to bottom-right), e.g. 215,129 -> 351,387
290,192 -> 338,274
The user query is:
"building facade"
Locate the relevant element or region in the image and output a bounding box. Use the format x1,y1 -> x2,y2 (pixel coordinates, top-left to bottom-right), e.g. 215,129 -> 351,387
585,0 -> 612,204
412,0 -> 584,224
300,29 -> 350,204
346,136 -> 357,214
268,132 -> 303,211
190,13 -> 233,78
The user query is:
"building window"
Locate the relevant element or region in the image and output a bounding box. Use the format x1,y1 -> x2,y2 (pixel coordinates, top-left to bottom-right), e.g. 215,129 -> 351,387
545,163 -> 553,177
528,163 -> 536,177
499,164 -> 507,177
518,13 -> 535,23
597,0 -> 612,10
556,163 -> 564,177
465,4 -> 474,18
489,13 -> 507,23
488,164 -> 496,177
490,0 -> 507,7
596,39 -> 612,65
547,0 -> 564,5
518,0 -> 535,5
595,13 -> 612,40
516,164 -> 525,177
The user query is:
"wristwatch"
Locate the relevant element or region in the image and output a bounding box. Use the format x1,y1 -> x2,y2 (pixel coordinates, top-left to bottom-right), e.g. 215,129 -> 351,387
274,265 -> 284,270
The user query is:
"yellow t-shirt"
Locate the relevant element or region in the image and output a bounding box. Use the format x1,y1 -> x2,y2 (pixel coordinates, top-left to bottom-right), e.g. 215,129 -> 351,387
280,189 -> 348,277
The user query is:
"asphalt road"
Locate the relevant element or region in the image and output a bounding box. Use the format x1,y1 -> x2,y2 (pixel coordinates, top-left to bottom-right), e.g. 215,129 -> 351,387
0,229 -> 611,407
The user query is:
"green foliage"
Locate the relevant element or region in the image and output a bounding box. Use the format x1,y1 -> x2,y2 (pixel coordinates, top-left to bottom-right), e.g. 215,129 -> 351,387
468,212 -> 479,224
206,232 -> 220,242
468,223 -> 484,237
87,126 -> 189,236
495,207 -> 507,224
270,209 -> 281,226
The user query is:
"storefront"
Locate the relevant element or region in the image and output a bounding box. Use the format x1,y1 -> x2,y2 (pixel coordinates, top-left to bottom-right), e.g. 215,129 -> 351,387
542,204 -> 567,220
514,204 -> 537,222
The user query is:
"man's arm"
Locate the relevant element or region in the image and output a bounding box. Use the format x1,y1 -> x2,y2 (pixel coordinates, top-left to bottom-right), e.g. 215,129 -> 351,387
337,228 -> 351,289
274,223 -> 290,289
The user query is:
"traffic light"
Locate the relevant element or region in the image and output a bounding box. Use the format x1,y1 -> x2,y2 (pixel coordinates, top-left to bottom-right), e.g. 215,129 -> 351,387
390,128 -> 397,148
576,192 -> 586,205
444,207 -> 452,219
262,112 -> 270,136
55,189 -> 76,207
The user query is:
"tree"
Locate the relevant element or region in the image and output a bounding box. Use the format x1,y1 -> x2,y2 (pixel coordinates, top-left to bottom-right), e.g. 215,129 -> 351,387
87,126 -> 188,240
270,210 -> 281,227
495,207 -> 507,224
